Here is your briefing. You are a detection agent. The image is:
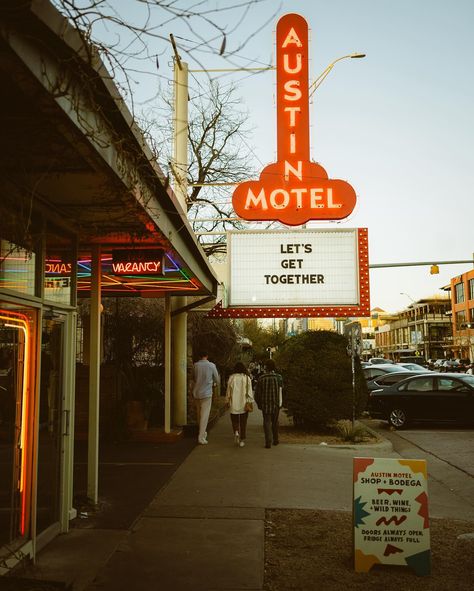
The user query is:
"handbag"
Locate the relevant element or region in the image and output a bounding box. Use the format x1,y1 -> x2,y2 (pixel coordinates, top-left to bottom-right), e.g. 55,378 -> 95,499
244,375 -> 253,412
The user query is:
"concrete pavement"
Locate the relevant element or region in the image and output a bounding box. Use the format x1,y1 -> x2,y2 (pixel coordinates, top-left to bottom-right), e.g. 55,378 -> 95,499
14,410 -> 474,590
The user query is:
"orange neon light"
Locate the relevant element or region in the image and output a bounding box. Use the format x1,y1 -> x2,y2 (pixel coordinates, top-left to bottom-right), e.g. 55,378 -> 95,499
232,13 -> 357,225
1,311 -> 31,535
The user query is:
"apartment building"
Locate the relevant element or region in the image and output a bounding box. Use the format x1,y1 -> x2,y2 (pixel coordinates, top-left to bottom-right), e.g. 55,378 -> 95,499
374,297 -> 451,361
449,268 -> 474,361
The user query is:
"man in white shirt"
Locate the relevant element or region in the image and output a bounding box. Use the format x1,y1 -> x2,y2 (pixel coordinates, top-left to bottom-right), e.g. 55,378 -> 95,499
192,351 -> 219,444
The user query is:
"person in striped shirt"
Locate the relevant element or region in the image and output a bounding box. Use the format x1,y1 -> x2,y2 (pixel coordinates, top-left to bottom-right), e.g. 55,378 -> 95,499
255,358 -> 283,448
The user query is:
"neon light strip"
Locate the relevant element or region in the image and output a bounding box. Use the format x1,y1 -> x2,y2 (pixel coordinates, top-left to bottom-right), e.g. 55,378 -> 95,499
1,312 -> 31,536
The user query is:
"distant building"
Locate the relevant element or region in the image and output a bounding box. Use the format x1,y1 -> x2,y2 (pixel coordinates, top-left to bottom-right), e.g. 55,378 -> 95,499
374,297 -> 451,361
448,269 -> 474,361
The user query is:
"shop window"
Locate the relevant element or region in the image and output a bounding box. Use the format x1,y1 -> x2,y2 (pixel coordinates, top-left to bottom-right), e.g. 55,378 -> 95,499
455,310 -> 466,330
469,278 -> 474,301
0,240 -> 36,296
455,282 -> 465,304
44,226 -> 74,306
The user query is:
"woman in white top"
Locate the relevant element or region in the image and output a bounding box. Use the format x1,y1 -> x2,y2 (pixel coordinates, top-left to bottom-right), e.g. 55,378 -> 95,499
225,362 -> 254,447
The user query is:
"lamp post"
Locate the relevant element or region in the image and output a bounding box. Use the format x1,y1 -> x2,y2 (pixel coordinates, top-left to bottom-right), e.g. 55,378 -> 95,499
400,292 -> 419,356
309,53 -> 366,97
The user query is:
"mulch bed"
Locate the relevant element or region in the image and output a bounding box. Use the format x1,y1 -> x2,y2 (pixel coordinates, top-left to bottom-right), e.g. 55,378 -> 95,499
264,508 -> 474,590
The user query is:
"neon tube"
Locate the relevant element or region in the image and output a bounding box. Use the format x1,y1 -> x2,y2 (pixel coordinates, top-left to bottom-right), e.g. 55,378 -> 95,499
1,312 -> 31,536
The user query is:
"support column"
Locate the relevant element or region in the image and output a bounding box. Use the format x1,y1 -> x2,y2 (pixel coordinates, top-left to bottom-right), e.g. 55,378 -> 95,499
171,55 -> 189,426
172,301 -> 187,426
164,295 -> 172,433
87,245 -> 101,503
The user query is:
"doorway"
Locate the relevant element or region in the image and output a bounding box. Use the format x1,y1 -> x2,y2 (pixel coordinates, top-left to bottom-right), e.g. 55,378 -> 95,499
36,314 -> 65,535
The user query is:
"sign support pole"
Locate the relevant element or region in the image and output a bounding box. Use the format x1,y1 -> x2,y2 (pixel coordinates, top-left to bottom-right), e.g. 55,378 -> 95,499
171,55 -> 189,427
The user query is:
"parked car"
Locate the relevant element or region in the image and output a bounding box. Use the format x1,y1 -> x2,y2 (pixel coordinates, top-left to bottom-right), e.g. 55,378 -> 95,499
368,357 -> 393,365
366,371 -> 427,394
396,362 -> 431,372
367,372 -> 474,429
363,364 -> 410,381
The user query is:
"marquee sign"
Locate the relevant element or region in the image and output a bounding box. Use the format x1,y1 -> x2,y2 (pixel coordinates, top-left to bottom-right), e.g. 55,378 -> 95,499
232,13 -> 357,225
207,228 -> 370,318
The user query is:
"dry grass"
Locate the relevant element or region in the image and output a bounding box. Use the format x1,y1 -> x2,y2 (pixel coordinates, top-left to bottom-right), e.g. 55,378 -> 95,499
277,421 -> 381,446
264,509 -> 474,591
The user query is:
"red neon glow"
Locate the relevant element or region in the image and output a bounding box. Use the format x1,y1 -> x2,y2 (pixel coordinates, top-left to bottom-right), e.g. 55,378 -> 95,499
112,260 -> 162,275
1,310 -> 31,535
45,262 -> 71,274
232,13 -> 357,225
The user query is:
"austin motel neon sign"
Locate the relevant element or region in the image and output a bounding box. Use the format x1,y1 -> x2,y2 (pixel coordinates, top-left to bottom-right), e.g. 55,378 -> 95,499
232,14 -> 357,225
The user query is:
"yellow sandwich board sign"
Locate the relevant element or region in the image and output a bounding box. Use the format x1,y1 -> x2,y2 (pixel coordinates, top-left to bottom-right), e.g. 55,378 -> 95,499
353,457 -> 430,576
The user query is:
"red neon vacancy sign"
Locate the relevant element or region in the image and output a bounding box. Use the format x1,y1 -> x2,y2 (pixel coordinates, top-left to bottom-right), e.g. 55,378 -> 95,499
232,14 -> 357,225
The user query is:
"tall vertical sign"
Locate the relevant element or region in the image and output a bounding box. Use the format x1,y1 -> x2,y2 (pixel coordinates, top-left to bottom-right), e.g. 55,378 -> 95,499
232,14 -> 357,225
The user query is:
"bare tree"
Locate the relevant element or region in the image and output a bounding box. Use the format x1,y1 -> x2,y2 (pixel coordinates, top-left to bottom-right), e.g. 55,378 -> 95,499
52,0 -> 276,108
186,82 -> 257,256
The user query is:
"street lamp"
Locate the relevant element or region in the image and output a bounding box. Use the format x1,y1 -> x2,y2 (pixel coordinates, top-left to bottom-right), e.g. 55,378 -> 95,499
400,292 -> 419,355
309,53 -> 366,97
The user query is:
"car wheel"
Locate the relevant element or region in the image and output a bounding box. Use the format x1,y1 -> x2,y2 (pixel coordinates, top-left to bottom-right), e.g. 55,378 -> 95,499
388,408 -> 408,429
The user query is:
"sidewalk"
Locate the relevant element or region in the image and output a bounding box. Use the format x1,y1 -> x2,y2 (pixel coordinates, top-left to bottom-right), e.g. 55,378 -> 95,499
13,410 -> 474,590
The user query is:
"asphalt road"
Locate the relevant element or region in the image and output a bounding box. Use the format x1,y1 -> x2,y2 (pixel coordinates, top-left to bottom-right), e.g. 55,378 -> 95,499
365,418 -> 474,519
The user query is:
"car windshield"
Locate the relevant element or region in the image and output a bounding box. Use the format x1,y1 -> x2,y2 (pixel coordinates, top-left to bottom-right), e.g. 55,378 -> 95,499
382,365 -> 410,373
458,375 -> 474,387
398,363 -> 429,371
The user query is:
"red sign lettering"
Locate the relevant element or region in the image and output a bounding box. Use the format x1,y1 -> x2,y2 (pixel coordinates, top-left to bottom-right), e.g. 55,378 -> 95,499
232,14 -> 357,225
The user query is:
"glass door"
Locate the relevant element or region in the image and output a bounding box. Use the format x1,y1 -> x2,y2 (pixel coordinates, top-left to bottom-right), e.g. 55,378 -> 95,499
0,306 -> 36,548
36,314 -> 64,534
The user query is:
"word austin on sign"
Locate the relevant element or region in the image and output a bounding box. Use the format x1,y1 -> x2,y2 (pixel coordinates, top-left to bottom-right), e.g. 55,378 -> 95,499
232,13 -> 357,225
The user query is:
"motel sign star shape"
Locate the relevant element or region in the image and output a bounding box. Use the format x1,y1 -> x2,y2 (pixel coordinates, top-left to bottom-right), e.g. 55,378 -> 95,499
232,13 -> 357,225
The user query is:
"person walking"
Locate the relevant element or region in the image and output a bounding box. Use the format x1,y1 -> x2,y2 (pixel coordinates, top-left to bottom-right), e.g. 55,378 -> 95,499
225,361 -> 254,447
255,358 -> 283,448
192,350 -> 219,445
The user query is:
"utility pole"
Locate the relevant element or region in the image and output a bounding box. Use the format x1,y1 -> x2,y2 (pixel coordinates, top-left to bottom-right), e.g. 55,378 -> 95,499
170,34 -> 188,427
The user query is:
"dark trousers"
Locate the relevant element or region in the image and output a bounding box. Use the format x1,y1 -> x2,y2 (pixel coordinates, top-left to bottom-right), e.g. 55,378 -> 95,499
230,413 -> 249,440
262,409 -> 280,446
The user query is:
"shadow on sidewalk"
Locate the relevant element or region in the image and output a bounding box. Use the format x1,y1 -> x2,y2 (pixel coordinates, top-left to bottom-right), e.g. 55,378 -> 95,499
71,438 -> 196,530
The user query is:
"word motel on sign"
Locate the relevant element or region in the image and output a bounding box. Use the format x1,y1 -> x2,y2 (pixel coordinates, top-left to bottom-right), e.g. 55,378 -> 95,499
232,13 -> 357,226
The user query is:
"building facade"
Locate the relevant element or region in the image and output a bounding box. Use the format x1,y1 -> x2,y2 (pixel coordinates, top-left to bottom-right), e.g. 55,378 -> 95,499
449,268 -> 474,361
0,1 -> 217,570
374,297 -> 451,361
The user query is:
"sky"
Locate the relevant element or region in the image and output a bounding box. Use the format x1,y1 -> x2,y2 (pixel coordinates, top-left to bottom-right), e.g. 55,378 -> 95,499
83,0 -> 474,314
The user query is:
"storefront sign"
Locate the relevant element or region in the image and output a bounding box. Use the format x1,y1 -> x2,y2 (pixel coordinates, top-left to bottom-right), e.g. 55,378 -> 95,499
112,249 -> 164,276
232,13 -> 357,225
228,228 -> 361,307
353,457 -> 431,576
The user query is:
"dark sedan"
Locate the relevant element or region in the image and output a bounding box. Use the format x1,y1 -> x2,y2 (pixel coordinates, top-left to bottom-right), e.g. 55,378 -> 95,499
368,373 -> 474,429
366,371 -> 426,394
363,364 -> 409,381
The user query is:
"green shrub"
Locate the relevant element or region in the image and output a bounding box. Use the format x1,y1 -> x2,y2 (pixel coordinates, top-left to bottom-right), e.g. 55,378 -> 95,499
276,330 -> 367,429
329,419 -> 371,442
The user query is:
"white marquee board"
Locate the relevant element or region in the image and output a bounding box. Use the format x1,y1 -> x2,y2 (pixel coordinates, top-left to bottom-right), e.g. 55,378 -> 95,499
227,229 -> 360,308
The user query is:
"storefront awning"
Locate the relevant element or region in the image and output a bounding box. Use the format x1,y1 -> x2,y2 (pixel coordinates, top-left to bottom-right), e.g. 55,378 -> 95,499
0,1 -> 218,298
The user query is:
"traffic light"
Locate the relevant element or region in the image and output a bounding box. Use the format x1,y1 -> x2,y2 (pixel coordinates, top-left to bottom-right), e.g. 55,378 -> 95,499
430,264 -> 439,275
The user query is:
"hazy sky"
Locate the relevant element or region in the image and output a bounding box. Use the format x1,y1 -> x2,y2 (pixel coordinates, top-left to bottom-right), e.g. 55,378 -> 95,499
90,0 -> 474,313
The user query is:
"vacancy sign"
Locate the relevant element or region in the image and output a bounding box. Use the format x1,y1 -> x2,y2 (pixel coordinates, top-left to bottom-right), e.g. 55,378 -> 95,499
353,457 -> 431,576
232,13 -> 357,225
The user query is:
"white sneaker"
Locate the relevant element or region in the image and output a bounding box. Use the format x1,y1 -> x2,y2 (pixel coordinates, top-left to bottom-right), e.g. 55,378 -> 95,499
234,431 -> 240,445
239,440 -> 245,447
198,438 -> 208,445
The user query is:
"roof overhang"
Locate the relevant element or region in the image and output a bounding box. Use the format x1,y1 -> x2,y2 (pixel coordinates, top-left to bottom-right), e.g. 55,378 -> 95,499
0,0 -> 218,298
